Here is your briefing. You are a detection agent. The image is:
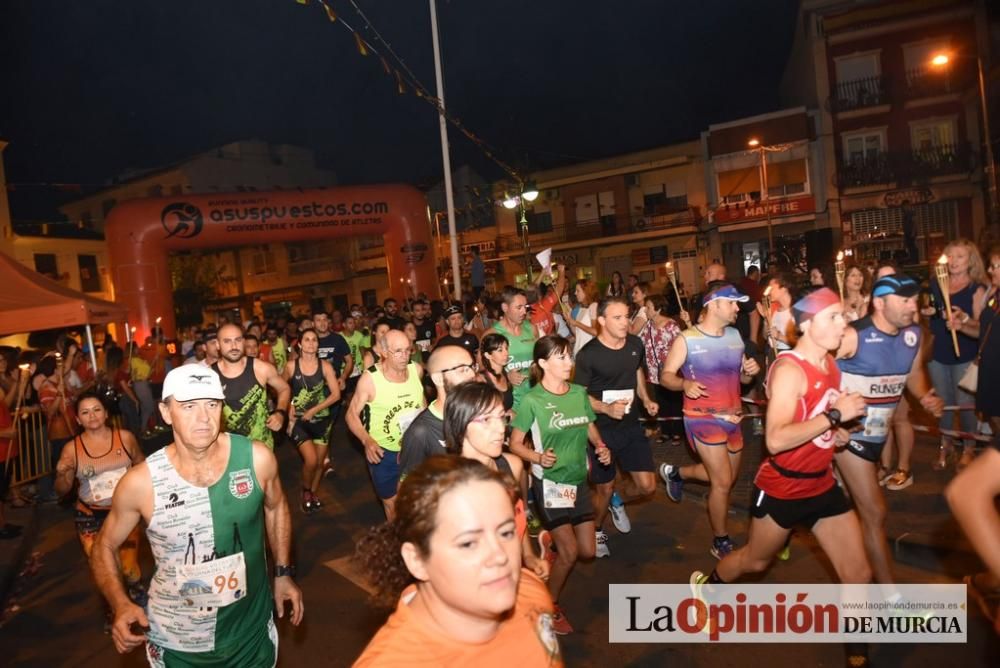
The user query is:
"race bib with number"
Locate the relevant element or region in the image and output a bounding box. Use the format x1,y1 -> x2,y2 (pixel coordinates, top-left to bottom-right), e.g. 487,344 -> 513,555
79,466 -> 128,508
175,552 -> 247,608
863,406 -> 894,439
398,409 -> 422,435
602,389 -> 635,414
542,478 -> 577,509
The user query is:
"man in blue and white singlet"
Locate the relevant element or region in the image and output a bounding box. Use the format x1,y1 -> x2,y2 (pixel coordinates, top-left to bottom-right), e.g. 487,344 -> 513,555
91,365 -> 303,666
835,274 -> 943,587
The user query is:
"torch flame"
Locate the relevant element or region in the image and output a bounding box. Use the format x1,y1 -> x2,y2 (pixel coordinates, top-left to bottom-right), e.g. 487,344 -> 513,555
18,363 -> 29,371
937,254 -> 948,265
836,251 -> 844,261
764,285 -> 773,297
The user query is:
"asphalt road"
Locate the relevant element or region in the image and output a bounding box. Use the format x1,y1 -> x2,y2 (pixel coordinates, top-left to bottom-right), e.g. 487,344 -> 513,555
1,418 -> 997,667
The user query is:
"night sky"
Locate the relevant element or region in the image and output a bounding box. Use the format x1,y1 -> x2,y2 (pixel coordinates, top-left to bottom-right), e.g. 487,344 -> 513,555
1,0 -> 798,219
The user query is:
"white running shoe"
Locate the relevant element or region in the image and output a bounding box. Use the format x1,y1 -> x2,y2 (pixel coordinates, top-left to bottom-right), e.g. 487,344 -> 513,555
608,492 -> 631,533
595,530 -> 610,558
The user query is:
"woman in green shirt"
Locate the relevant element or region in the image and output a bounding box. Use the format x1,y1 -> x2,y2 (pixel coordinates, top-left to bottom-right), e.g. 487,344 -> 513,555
509,335 -> 611,636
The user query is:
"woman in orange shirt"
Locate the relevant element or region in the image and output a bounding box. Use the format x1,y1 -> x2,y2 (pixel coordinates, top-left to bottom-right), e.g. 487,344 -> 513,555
354,456 -> 562,667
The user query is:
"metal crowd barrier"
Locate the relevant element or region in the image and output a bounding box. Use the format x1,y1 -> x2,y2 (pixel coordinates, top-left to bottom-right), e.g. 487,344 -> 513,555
5,409 -> 125,487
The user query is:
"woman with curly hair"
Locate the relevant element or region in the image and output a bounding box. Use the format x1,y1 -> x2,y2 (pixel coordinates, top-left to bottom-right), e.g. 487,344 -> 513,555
354,456 -> 562,666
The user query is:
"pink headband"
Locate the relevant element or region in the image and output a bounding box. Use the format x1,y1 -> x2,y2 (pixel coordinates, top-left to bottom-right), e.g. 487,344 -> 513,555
791,287 -> 840,325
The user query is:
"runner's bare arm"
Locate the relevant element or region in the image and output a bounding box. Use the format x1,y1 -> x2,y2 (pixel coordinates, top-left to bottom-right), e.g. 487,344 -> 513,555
259,360 -> 291,412
346,372 -> 382,463
946,449 -> 1000,580
906,340 -> 943,416
340,343 -> 355,382
282,360 -> 297,421
635,367 -> 657,414
92,465 -> 151,653
120,430 -> 146,465
53,438 -> 77,497
508,428 -> 540,465
254,442 -> 304,625
834,325 -> 859,359
659,335 -> 704,398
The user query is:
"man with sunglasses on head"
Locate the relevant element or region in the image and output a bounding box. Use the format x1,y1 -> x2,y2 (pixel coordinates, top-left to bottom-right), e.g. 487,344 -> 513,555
397,345 -> 481,485
345,329 -> 425,520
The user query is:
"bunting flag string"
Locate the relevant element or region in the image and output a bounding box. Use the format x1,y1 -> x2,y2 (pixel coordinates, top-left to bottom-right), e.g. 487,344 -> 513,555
295,0 -> 524,183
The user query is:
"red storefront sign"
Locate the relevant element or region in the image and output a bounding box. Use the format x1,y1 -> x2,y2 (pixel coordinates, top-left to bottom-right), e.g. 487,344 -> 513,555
714,195 -> 815,224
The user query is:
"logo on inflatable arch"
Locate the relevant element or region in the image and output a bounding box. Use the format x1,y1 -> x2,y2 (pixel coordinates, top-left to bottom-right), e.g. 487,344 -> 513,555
161,202 -> 205,239
400,242 -> 428,266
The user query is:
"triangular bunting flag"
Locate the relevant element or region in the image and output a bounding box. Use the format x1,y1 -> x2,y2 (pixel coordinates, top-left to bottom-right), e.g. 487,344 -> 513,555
354,32 -> 369,56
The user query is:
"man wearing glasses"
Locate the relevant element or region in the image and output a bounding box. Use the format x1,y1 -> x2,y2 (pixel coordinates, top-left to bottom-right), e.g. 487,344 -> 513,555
346,329 -> 425,519
398,345 -> 481,485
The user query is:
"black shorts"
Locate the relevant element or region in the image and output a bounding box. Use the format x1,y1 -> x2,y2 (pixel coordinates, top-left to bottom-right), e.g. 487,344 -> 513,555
291,418 -> 332,447
588,420 -> 655,485
844,438 -> 884,463
749,483 -> 852,530
531,477 -> 594,530
0,462 -> 13,501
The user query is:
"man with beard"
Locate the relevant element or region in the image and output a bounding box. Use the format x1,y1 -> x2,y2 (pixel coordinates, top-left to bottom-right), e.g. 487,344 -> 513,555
213,323 -> 291,450
382,298 -> 407,332
659,283 -> 760,559
835,274 -> 943,587
397,345 -> 480,482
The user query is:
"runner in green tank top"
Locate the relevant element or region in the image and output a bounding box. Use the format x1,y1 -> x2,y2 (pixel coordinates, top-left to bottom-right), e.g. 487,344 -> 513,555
508,335 -> 610,636
212,323 -> 291,450
346,330 -> 426,520
489,286 -> 539,412
90,365 -> 303,665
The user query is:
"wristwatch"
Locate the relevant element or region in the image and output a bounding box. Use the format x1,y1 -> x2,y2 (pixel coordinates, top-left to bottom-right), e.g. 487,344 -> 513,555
271,408 -> 288,420
823,409 -> 842,428
274,564 -> 296,578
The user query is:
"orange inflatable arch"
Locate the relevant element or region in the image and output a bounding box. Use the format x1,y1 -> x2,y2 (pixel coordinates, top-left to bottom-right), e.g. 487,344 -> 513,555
105,185 -> 436,340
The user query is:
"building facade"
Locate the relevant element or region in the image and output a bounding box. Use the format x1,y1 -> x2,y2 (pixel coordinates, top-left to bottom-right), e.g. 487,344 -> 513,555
782,0 -> 991,265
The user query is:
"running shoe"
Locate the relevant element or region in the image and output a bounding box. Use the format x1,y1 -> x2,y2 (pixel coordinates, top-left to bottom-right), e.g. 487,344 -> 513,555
311,496 -> 324,510
323,457 -> 335,477
551,605 -> 574,635
884,469 -> 913,491
595,529 -> 610,558
658,463 -> 683,503
301,492 -> 317,514
608,492 -> 631,533
710,536 -> 735,560
538,530 -> 557,566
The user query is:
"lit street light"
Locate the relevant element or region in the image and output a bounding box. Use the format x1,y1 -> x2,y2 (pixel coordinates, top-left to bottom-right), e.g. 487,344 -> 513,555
930,50 -> 998,226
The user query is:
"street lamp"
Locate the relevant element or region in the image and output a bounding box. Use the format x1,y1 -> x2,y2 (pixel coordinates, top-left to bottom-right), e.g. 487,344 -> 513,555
498,184 -> 538,283
748,137 -> 774,264
930,51 -> 998,226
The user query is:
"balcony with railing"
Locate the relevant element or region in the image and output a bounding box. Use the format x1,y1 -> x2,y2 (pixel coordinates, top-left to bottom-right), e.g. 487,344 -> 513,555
837,142 -> 973,188
904,66 -> 953,99
495,210 -> 698,253
830,75 -> 891,113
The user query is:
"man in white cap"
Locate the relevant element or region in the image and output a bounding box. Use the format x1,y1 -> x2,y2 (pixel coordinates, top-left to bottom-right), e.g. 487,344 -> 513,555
91,365 -> 303,665
659,281 -> 761,559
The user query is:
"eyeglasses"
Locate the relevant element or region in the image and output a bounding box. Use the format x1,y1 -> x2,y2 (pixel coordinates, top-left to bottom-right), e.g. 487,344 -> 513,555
440,362 -> 478,375
386,348 -> 410,357
471,413 -> 510,426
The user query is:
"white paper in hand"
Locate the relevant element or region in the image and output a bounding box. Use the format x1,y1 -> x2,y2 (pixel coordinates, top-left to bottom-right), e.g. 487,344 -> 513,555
602,389 -> 635,414
535,248 -> 553,272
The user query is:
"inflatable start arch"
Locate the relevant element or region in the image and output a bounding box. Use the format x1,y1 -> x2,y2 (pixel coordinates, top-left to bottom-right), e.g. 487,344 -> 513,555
105,185 -> 436,340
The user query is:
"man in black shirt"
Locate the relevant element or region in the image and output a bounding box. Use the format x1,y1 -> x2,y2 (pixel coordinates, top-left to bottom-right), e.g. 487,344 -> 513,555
434,305 -> 479,356
398,345 -> 479,483
312,310 -> 353,392
411,298 -> 437,362
574,296 -> 659,558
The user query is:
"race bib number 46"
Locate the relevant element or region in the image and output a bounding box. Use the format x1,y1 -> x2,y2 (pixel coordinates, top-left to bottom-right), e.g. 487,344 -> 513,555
543,478 -> 577,509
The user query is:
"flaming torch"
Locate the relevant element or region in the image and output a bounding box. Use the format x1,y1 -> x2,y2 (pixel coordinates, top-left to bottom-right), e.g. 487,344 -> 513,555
665,262 -> 690,327
936,254 -> 961,357
835,251 -> 846,302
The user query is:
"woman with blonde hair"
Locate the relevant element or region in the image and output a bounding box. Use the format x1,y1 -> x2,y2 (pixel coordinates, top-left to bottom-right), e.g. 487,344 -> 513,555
566,279 -> 599,355
925,238 -> 987,471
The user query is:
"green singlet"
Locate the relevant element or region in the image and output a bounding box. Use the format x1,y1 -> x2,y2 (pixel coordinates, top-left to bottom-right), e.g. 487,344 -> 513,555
493,320 -> 536,411
511,382 -> 595,485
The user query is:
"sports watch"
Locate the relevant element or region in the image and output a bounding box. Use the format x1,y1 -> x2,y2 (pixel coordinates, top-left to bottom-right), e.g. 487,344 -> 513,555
274,564 -> 297,578
823,409 -> 842,428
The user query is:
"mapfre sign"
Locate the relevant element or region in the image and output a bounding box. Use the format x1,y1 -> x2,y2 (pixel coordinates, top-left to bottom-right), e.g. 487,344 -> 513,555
714,195 -> 815,224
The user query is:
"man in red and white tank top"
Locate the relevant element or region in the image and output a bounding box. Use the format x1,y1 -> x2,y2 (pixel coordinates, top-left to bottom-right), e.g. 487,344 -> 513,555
692,287 -> 871,587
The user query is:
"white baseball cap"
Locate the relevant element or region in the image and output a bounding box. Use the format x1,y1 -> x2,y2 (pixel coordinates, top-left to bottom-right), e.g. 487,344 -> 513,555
162,365 -> 225,402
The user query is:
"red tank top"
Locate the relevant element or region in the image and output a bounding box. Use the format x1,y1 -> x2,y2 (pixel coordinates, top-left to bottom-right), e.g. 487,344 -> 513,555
755,351 -> 841,499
